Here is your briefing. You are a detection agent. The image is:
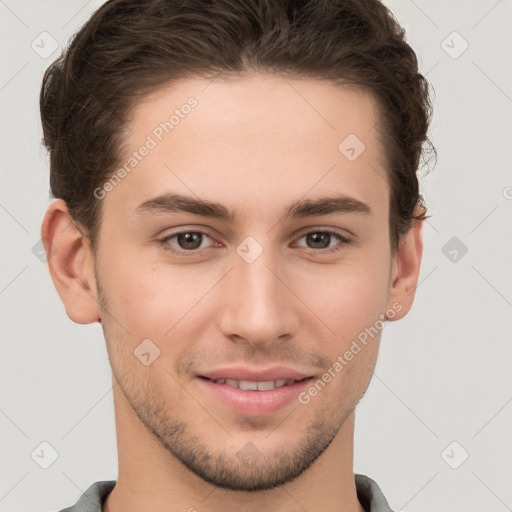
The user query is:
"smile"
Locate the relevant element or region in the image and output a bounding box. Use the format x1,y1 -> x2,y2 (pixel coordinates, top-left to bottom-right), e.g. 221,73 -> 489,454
202,377 -> 309,391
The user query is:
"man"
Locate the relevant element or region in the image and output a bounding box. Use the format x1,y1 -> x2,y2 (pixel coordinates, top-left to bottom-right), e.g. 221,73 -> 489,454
39,0 -> 434,510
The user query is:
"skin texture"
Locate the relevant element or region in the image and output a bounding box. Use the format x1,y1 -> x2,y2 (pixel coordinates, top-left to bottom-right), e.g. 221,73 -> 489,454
42,73 -> 423,512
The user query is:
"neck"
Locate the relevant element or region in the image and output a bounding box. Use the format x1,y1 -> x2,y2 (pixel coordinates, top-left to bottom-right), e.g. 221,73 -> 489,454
104,378 -> 365,512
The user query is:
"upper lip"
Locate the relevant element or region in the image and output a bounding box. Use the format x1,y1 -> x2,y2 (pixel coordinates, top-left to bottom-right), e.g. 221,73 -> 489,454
198,366 -> 314,382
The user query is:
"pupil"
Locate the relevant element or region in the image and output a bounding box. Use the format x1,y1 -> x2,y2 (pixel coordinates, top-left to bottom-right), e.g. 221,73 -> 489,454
307,232 -> 330,249
179,232 -> 202,250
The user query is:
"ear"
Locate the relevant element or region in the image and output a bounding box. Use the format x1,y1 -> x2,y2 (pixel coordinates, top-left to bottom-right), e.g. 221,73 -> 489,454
385,214 -> 424,321
41,199 -> 101,324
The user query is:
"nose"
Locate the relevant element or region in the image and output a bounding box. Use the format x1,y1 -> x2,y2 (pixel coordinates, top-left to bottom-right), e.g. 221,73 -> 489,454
217,243 -> 295,349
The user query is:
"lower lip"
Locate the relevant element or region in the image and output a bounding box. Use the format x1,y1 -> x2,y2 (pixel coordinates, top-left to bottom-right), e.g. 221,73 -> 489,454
196,377 -> 313,416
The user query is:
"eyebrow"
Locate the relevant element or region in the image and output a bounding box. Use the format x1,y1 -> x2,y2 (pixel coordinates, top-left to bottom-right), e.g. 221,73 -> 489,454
134,192 -> 371,221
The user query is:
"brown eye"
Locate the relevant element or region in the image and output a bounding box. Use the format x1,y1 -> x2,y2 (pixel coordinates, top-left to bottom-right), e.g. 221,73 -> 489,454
304,232 -> 333,249
175,232 -> 203,250
294,230 -> 351,254
160,231 -> 214,255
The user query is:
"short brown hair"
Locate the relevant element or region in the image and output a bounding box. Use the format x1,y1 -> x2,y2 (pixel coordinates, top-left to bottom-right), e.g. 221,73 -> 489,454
40,0 -> 435,253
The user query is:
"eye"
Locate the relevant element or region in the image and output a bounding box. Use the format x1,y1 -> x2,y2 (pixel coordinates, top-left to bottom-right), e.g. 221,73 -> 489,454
293,230 -> 351,254
159,228 -> 351,257
159,231 -> 216,256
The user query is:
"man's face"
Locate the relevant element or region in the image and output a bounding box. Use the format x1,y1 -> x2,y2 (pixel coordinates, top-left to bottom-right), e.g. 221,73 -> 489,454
94,73 -> 397,491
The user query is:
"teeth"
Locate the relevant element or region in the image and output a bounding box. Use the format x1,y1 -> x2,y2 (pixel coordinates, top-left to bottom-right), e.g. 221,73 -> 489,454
257,380 -> 277,391
239,380 -> 258,390
212,378 -> 296,390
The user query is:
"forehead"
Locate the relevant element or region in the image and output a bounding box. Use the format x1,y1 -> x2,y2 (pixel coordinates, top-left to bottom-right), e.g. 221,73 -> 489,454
106,72 -> 389,222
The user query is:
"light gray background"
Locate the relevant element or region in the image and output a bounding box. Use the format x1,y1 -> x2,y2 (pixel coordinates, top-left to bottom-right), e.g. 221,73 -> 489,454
1,1 -> 511,511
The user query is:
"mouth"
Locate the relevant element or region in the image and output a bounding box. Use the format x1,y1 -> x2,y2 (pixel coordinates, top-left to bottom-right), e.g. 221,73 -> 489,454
196,375 -> 315,416
198,375 -> 313,391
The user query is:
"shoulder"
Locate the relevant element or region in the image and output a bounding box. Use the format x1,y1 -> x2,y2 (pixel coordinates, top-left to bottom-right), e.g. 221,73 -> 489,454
355,473 -> 395,512
55,480 -> 116,512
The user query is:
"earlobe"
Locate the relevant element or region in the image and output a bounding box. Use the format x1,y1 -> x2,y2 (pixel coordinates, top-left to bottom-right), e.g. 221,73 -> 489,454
41,199 -> 101,324
385,217 -> 424,321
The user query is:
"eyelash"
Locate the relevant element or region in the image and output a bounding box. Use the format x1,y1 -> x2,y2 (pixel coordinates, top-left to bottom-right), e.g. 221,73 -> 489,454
158,229 -> 351,257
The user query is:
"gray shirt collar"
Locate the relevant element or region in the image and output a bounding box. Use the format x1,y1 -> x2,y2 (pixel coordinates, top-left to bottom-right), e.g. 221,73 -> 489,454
58,473 -> 394,512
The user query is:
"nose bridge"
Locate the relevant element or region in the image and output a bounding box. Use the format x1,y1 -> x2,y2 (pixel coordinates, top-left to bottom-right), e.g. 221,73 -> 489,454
218,238 -> 291,347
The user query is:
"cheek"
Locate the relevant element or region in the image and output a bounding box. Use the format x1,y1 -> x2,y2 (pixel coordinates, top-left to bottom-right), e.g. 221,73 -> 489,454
104,252 -> 222,368
298,259 -> 388,404
298,252 -> 391,343
101,227 -> 391,350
